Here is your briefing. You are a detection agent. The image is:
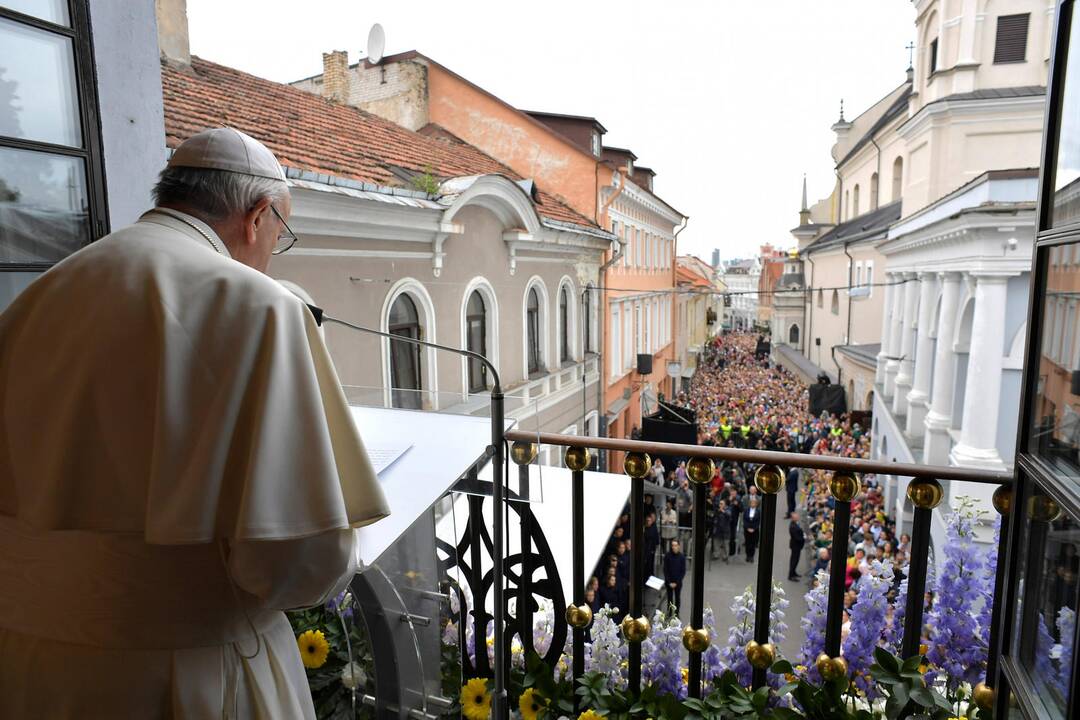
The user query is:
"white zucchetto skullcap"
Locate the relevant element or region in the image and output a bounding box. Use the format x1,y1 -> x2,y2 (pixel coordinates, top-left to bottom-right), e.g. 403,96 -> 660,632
168,127 -> 286,181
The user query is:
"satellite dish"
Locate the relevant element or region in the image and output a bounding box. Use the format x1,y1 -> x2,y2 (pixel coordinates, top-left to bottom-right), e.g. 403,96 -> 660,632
367,23 -> 385,64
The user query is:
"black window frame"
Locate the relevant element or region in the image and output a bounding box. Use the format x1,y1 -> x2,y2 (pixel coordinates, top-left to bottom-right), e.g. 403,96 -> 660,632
1000,3 -> 1080,718
994,12 -> 1032,64
527,287 -> 542,376
465,289 -> 488,394
929,37 -> 939,77
388,293 -> 423,409
0,0 -> 109,273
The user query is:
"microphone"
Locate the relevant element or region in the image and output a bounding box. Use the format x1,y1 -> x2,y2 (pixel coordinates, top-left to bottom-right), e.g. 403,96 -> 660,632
300,301 -> 512,713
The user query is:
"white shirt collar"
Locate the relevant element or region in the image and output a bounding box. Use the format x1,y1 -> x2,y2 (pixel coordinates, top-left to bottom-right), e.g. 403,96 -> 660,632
141,207 -> 233,259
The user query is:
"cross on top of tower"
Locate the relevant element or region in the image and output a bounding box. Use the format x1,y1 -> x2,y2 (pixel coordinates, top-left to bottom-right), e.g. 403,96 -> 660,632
906,41 -> 915,69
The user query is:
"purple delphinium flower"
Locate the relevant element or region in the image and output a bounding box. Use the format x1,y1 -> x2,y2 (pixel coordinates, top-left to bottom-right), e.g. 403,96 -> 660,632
798,570 -> 830,683
925,498 -> 986,691
767,581 -> 790,689
532,598 -> 555,656
1054,607 -> 1075,698
642,610 -> 686,699
702,606 -> 725,683
586,605 -> 628,690
1036,613 -> 1056,693
326,589 -> 354,621
884,563 -> 909,655
842,559 -> 894,696
720,586 -> 756,687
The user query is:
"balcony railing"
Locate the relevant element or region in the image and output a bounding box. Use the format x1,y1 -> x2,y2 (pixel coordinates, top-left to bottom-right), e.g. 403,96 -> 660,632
464,430 -> 1014,713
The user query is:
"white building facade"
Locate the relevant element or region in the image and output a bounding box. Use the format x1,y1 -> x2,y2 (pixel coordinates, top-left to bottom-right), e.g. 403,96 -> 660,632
721,258 -> 761,331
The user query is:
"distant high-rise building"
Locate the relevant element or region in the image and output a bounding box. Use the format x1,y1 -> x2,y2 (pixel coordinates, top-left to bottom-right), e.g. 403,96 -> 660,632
711,248 -> 720,268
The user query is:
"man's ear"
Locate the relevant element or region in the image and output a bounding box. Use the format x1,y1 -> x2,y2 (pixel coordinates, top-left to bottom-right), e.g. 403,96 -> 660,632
242,197 -> 273,247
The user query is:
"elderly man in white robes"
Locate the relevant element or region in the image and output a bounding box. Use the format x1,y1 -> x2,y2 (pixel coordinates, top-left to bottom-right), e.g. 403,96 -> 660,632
0,128 -> 389,718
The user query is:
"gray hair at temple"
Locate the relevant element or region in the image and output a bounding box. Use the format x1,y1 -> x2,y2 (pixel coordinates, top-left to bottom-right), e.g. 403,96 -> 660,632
151,167 -> 289,222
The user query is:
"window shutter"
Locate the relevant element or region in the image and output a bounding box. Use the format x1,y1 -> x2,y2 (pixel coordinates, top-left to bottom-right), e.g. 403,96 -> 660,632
994,14 -> 1030,63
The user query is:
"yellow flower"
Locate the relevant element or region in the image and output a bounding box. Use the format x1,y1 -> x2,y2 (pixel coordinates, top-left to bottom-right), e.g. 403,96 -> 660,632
681,667 -> 689,685
461,678 -> 491,720
297,630 -> 330,669
578,711 -> 603,720
519,688 -> 544,720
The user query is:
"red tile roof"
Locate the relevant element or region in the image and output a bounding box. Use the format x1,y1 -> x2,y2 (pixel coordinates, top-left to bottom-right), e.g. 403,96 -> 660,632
160,57 -> 599,229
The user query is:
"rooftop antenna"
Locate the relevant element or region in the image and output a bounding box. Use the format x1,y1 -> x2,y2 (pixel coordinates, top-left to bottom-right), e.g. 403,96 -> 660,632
367,23 -> 386,83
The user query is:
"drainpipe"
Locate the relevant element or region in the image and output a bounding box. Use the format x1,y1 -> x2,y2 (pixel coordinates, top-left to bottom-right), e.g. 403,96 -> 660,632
672,217 -> 689,397
838,237 -> 855,379
805,253 -> 815,364
595,173 -> 627,471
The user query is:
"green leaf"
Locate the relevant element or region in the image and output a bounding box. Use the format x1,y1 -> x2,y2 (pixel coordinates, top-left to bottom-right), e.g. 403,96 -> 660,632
909,685 -> 934,707
771,659 -> 795,674
874,647 -> 901,674
901,655 -> 923,674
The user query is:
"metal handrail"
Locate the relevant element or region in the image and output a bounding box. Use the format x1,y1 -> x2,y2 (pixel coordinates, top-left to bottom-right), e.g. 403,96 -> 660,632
504,430 -> 1014,485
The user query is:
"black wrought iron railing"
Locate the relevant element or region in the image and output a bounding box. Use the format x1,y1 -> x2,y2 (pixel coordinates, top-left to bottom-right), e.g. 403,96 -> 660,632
479,430 -> 1015,710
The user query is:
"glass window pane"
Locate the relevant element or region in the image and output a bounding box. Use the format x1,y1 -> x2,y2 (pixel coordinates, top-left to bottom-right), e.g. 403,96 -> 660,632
1052,6 -> 1080,227
1010,483 -> 1077,719
0,16 -> 81,147
1,0 -> 70,26
0,146 -> 89,263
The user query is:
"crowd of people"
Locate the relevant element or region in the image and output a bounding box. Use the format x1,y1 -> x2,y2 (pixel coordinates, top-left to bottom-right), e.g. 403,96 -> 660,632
588,331 -> 910,632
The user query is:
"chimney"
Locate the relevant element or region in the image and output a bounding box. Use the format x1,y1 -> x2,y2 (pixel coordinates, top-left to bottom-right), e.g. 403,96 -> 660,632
155,0 -> 190,66
322,50 -> 350,103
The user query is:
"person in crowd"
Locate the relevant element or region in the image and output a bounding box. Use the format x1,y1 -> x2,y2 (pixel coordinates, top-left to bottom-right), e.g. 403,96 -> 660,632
712,498 -> 731,562
788,511 -> 805,581
643,511 -> 660,574
663,539 -> 687,617
660,499 -> 678,552
785,466 -> 799,518
812,547 -> 830,577
676,477 -> 694,545
743,496 -> 761,562
650,458 -> 666,485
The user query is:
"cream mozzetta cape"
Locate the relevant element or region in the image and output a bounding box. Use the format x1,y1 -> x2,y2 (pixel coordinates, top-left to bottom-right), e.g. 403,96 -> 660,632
0,209 -> 389,543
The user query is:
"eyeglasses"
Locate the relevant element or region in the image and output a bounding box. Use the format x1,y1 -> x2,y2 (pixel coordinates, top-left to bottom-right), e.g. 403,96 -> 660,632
269,204 -> 299,255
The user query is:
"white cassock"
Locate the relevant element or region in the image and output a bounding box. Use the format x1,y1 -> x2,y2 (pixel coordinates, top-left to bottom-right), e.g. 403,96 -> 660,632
0,208 -> 390,718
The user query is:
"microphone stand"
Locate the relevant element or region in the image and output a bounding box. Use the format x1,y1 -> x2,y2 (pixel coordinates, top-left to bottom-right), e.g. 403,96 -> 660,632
305,305 -> 510,719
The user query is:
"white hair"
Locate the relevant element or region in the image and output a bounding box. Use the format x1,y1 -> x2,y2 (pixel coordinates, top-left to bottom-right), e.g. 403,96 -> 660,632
152,167 -> 289,221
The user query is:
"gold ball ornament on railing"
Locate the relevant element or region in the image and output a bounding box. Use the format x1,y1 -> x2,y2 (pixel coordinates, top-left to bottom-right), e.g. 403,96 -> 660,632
510,441 -> 538,466
907,478 -> 944,509
564,446 -> 591,472
681,626 -> 710,653
972,682 -> 995,710
686,457 -> 715,485
745,640 -> 775,670
620,615 -> 651,643
828,470 -> 861,503
754,465 -> 784,494
564,603 -> 593,629
991,485 -> 1012,516
815,653 -> 832,678
623,452 -> 652,479
1027,494 -> 1063,523
815,653 -> 848,681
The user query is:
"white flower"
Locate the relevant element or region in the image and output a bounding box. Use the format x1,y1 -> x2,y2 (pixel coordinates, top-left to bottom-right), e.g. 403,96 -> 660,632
341,662 -> 366,690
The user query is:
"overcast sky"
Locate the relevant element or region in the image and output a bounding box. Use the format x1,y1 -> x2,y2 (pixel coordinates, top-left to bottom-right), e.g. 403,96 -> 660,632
186,0 -> 916,262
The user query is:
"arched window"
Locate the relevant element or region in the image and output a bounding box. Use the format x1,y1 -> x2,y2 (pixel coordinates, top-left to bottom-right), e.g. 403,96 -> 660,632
844,190 -> 850,220
892,157 -> 903,201
559,285 -> 571,363
466,290 -> 487,393
853,184 -> 861,217
870,172 -> 879,210
527,287 -> 542,375
789,324 -> 801,344
389,294 -> 423,409
831,289 -> 840,315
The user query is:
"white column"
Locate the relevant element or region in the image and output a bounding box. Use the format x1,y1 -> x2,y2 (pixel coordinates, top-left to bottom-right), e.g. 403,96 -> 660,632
905,272 -> 939,436
884,274 -> 905,399
892,273 -> 919,415
875,280 -> 895,386
950,274 -> 1010,471
923,272 -> 963,465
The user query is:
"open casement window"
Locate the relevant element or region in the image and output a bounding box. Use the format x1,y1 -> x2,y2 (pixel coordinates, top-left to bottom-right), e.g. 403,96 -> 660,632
0,1 -> 108,310
527,287 -> 542,375
388,294 -> 423,409
1003,3 -> 1080,718
466,290 -> 487,393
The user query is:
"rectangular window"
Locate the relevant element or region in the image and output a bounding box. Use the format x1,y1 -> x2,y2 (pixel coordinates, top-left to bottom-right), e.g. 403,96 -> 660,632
634,302 -> 642,354
993,13 -> 1030,64
623,305 -> 632,369
610,305 -> 620,378
929,38 -> 938,76
1052,6 -> 1080,227
0,2 -> 107,277
865,261 -> 874,296
855,262 -> 863,288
